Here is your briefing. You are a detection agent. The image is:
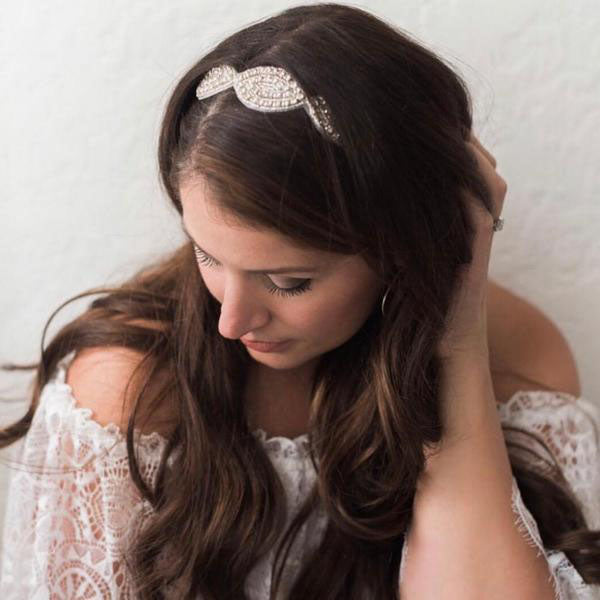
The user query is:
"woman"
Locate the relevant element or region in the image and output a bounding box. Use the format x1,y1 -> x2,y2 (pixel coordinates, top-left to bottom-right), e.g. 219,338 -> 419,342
1,3 -> 598,598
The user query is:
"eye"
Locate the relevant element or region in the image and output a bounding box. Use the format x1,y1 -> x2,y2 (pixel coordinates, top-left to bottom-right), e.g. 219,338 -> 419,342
265,279 -> 312,297
193,244 -> 219,268
192,243 -> 312,297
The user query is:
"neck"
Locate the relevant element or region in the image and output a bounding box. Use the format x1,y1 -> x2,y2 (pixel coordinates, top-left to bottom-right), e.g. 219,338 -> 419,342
245,359 -> 318,438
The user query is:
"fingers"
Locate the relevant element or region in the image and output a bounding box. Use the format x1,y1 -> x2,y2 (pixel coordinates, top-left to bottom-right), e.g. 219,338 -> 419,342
466,134 -> 507,219
469,132 -> 497,168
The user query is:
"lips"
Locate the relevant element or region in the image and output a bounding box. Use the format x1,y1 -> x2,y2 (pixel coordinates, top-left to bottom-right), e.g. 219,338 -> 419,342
241,339 -> 290,352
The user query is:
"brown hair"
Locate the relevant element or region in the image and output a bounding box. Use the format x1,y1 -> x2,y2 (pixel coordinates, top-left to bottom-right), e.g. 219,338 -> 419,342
2,3 -> 599,598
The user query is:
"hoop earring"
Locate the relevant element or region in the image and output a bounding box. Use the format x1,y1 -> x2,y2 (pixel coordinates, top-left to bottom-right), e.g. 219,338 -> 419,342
380,286 -> 391,316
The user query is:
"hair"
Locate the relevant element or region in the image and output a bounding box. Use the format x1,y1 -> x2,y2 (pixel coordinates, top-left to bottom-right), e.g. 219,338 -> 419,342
2,3 -> 599,598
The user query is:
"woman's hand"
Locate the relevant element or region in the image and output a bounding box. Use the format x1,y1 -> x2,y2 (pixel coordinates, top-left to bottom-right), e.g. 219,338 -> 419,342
408,139 -> 558,599
436,133 -> 507,364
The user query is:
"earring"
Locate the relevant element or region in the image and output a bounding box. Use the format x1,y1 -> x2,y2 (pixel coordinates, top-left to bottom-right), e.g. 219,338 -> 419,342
381,286 -> 391,316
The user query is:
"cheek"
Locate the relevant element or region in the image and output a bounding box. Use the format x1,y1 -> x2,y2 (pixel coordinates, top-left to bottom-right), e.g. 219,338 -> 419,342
294,284 -> 378,344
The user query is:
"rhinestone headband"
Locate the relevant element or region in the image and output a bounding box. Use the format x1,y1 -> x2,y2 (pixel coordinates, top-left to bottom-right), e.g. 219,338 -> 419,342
195,64 -> 341,145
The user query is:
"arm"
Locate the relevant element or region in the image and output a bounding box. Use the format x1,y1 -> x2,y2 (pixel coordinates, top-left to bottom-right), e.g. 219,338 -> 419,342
399,358 -> 558,599
399,282 -> 585,598
399,132 -> 564,597
399,131 -> 589,598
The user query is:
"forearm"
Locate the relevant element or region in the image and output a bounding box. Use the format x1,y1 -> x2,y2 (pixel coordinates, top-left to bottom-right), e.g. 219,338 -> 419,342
400,360 -> 556,600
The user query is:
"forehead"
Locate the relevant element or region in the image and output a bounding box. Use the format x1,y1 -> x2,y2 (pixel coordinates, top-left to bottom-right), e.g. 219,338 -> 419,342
179,178 -> 338,268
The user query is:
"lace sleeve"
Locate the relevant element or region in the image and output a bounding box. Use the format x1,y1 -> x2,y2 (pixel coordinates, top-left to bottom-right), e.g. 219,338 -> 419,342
398,393 -> 600,599
499,392 -> 600,600
0,352 -> 170,599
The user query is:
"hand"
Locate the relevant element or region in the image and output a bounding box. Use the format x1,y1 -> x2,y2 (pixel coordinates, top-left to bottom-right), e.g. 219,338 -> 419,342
436,133 -> 507,364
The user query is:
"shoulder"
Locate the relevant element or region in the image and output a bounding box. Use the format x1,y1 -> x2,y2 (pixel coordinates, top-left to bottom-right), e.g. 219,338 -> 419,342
487,280 -> 582,403
65,320 -> 176,437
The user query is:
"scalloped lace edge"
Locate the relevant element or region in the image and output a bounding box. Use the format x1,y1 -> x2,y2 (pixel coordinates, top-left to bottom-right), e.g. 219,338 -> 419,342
496,388 -> 588,419
48,351 -> 169,450
511,474 -> 564,600
50,351 -> 310,456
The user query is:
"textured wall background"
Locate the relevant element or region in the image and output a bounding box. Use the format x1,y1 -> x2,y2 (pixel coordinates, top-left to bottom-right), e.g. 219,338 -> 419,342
1,0 -> 599,541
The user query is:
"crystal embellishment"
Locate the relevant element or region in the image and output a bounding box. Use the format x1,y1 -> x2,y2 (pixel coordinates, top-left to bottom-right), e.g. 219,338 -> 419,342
196,64 -> 341,144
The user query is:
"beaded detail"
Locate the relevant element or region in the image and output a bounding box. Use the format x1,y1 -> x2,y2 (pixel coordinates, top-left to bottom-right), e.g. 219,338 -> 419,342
196,64 -> 341,144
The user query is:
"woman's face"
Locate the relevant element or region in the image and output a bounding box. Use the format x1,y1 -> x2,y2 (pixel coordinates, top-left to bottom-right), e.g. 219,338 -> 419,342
179,177 -> 384,370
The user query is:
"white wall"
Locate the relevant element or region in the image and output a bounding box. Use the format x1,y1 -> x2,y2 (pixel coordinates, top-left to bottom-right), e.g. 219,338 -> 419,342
1,0 -> 599,541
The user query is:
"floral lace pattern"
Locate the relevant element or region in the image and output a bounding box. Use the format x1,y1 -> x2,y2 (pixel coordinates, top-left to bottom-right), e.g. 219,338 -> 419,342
0,352 -> 598,598
498,392 -> 600,600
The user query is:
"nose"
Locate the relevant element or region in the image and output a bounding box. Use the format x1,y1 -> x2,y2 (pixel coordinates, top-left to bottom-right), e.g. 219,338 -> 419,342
217,278 -> 271,340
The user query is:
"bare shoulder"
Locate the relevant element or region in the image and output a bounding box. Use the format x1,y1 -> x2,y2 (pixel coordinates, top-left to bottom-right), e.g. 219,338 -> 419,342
487,279 -> 582,403
65,320 -> 176,437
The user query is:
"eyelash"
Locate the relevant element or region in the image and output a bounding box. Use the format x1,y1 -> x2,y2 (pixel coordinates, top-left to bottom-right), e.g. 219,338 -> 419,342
192,244 -> 313,297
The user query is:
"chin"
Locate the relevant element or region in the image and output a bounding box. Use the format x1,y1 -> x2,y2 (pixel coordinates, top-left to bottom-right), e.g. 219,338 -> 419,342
248,351 -> 296,368
247,346 -> 315,370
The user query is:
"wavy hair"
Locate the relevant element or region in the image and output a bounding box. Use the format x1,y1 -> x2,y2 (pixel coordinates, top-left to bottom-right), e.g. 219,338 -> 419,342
2,3 -> 599,598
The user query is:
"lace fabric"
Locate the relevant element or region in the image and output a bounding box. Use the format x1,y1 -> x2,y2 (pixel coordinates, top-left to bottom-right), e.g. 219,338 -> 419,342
498,392 -> 600,600
0,351 -> 598,599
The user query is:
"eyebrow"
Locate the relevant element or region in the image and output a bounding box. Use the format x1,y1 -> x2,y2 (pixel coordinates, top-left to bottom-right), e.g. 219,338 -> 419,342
181,223 -> 320,275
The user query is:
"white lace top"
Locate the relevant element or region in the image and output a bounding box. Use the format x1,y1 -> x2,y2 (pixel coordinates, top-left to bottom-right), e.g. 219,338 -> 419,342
1,351 -> 599,599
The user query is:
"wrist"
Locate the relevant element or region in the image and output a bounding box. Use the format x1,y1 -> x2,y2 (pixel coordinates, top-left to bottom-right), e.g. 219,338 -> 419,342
437,340 -> 491,368
435,356 -> 498,449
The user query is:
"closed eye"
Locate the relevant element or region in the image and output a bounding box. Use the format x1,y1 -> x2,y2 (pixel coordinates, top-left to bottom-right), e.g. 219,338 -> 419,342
192,243 -> 312,297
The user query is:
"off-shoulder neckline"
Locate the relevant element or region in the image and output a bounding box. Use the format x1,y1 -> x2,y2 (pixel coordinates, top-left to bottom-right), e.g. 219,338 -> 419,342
51,351 -> 310,452
51,351 -> 590,454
